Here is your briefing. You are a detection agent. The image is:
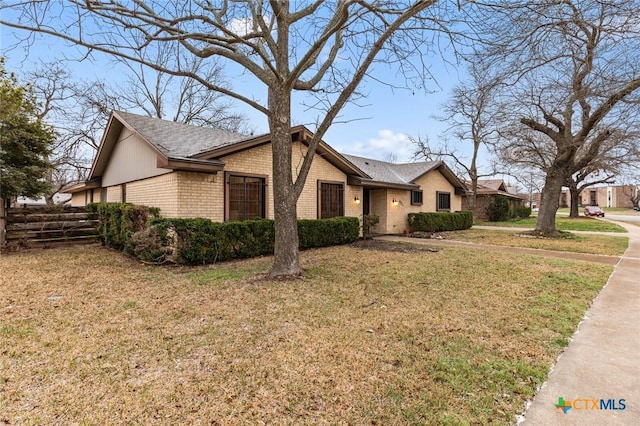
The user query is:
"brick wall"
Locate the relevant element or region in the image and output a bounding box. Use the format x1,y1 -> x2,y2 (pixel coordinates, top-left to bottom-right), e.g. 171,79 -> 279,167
71,192 -> 86,207
105,185 -> 122,203
416,170 -> 463,212
127,173 -> 180,217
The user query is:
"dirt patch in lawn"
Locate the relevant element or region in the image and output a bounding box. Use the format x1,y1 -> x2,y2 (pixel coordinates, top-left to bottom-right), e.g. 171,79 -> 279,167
351,238 -> 439,253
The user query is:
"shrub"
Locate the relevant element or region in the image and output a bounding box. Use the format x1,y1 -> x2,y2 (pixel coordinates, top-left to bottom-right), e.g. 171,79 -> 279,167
362,214 -> 380,239
487,196 -> 512,222
87,203 -> 160,252
152,216 -> 359,265
131,225 -> 172,263
90,203 -> 359,265
513,206 -> 532,219
298,217 -> 360,248
407,211 -> 473,232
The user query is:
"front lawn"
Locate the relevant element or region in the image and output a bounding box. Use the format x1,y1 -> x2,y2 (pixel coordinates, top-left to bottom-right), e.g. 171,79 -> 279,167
0,244 -> 613,424
441,229 -> 628,256
477,216 -> 627,233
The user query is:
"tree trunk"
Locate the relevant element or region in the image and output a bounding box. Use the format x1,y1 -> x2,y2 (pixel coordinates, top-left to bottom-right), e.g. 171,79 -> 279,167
268,86 -> 302,278
535,169 -> 565,234
568,185 -> 580,218
468,178 -> 478,222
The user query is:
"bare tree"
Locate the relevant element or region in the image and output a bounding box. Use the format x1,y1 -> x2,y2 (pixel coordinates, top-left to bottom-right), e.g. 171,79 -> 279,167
110,45 -> 249,133
411,62 -> 502,220
618,167 -> 640,209
26,52 -> 249,204
0,1 -> 457,277
26,64 -> 110,204
472,0 -> 640,234
500,126 -> 639,217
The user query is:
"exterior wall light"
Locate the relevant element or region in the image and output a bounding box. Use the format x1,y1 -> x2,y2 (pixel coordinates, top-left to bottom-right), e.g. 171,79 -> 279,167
392,198 -> 399,206
354,196 -> 360,204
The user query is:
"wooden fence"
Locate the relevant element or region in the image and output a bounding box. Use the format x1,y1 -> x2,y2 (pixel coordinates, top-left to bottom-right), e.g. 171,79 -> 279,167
1,205 -> 99,251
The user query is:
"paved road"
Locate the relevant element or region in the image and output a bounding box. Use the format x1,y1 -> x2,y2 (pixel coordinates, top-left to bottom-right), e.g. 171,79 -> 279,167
604,214 -> 640,224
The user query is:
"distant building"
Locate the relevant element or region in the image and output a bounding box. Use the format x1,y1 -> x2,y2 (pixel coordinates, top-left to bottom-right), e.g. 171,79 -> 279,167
533,184 -> 638,209
576,185 -> 637,208
462,179 -> 527,221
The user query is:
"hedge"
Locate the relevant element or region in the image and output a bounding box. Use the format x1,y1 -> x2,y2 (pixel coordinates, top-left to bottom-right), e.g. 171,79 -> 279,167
89,202 -> 360,265
407,211 -> 473,232
155,216 -> 360,265
87,203 -> 160,253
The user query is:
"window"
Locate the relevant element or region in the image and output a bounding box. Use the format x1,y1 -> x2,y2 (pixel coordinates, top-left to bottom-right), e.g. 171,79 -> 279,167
411,190 -> 423,206
319,182 -> 344,218
227,173 -> 267,221
437,191 -> 451,211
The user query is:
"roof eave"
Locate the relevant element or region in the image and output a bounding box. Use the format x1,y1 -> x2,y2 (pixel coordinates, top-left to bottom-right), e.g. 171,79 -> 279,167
348,176 -> 419,190
158,157 -> 225,173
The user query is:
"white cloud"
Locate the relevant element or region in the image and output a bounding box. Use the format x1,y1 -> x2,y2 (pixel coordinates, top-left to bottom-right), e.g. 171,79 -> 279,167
227,17 -> 253,37
341,129 -> 412,162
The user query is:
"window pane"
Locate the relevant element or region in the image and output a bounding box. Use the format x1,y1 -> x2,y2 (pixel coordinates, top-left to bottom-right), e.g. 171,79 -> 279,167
411,190 -> 423,205
437,192 -> 451,211
320,183 -> 344,218
228,175 -> 265,221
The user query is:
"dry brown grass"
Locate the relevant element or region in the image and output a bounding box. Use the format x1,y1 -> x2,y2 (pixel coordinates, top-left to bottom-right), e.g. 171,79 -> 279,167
440,229 -> 628,256
1,244 -> 612,424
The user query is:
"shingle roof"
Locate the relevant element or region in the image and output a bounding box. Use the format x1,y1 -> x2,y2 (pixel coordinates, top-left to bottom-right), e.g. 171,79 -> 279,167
342,154 -> 440,185
114,111 -> 250,158
477,179 -> 506,191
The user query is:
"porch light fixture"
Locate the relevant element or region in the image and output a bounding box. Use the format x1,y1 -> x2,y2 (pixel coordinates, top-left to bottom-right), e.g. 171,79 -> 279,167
354,196 -> 360,204
392,198 -> 399,206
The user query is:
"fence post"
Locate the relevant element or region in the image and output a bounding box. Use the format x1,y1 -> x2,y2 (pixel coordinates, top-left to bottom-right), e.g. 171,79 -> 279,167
0,198 -> 6,248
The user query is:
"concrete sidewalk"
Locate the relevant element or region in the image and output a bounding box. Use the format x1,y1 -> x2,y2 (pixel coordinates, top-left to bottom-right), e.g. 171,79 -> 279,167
377,220 -> 639,424
520,220 -> 640,425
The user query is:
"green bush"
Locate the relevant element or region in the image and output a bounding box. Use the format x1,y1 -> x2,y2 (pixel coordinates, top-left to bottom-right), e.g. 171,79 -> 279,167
90,202 -> 359,265
362,214 -> 380,239
407,211 -> 473,232
87,203 -> 160,252
153,216 -> 359,265
151,218 -> 273,264
131,226 -> 171,263
487,196 -> 512,222
513,206 -> 532,219
298,217 -> 360,248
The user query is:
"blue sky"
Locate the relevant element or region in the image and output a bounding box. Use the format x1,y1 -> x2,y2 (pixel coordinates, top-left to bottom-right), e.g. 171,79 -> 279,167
1,16 -> 474,166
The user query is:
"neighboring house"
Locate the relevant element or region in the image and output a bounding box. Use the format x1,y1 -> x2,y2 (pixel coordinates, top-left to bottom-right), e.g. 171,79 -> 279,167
462,179 -> 526,221
576,185 -> 637,208
63,111 -> 467,234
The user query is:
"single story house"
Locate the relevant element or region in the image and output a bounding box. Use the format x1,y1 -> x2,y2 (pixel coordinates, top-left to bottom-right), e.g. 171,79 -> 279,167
463,179 -> 526,221
64,111 -> 467,234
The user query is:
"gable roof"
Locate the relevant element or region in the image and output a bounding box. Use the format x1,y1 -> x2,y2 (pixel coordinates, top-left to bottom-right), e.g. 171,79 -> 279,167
86,111 -> 368,182
470,179 -> 525,200
477,179 -> 507,192
343,154 -> 467,193
69,111 -> 466,195
112,110 -> 249,158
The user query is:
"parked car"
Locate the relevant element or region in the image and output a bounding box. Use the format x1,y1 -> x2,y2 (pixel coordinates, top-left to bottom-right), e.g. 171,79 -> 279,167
584,205 -> 605,217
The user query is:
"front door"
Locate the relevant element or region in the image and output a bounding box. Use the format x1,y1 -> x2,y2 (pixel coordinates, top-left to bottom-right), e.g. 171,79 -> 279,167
363,188 -> 370,215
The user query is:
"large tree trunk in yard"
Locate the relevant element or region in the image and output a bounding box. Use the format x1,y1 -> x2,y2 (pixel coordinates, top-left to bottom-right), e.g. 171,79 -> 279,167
268,86 -> 302,278
535,169 -> 565,234
569,185 -> 580,218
